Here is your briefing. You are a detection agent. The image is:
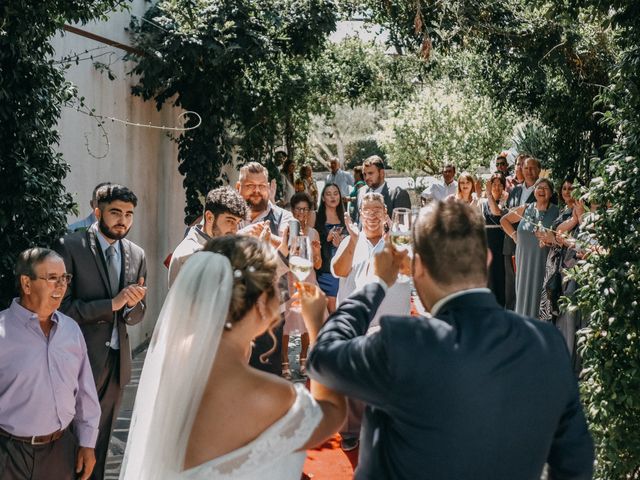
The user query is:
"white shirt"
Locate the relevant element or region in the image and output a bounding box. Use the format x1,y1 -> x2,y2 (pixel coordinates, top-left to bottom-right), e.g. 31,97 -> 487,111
421,180 -> 458,202
331,234 -> 411,330
430,288 -> 492,316
519,183 -> 536,206
326,169 -> 354,198
168,225 -> 211,288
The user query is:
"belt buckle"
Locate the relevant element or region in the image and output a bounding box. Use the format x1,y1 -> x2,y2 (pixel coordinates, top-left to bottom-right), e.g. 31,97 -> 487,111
31,435 -> 48,446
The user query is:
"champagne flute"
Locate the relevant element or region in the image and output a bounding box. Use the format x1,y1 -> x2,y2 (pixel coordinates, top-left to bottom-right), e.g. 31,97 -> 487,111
289,235 -> 312,313
390,208 -> 413,283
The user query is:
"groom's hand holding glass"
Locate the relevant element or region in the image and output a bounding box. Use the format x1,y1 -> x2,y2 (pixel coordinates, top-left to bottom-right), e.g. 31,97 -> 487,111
373,241 -> 408,288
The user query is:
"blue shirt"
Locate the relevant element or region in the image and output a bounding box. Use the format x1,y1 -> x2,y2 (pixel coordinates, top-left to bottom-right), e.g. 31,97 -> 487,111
95,228 -> 122,349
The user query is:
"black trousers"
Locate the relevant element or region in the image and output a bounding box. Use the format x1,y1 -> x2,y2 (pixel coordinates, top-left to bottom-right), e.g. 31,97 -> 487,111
0,429 -> 77,480
91,349 -> 122,480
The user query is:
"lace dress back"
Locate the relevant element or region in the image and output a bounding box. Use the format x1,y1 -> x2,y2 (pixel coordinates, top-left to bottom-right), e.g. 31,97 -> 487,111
181,384 -> 322,480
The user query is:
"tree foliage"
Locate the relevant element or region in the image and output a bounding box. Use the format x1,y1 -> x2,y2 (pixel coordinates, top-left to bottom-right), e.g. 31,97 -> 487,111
129,0 -> 338,223
565,1 -> 640,477
0,1 -> 124,308
353,1 -> 617,178
305,38 -> 425,167
377,79 -> 517,176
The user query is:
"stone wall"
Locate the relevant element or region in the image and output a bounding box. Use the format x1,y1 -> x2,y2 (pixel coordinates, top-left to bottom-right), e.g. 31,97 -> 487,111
51,3 -> 187,349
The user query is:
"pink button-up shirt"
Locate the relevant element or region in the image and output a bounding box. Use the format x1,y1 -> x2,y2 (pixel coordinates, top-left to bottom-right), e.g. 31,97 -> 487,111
0,299 -> 100,447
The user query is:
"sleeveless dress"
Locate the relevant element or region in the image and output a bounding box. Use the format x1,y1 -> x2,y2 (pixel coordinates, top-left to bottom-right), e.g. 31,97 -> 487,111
181,384 -> 322,480
481,199 -> 506,306
316,223 -> 344,297
514,203 -> 559,318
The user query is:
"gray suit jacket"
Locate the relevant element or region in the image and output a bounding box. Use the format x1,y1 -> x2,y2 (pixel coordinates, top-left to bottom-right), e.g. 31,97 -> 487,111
355,182 -> 412,224
54,224 -> 146,386
308,285 -> 594,480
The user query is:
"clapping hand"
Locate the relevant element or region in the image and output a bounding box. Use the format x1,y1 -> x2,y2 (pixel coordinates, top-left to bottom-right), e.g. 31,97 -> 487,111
328,226 -> 344,248
535,227 -> 555,246
343,212 -> 359,239
278,225 -> 290,256
311,238 -> 321,268
112,277 -> 146,311
239,221 -> 269,239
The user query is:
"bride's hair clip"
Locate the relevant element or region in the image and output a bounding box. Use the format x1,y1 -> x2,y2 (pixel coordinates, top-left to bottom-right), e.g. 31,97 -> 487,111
233,265 -> 257,279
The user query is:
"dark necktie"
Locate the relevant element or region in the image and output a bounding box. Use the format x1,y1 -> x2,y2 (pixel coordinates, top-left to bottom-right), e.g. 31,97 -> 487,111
106,245 -> 119,296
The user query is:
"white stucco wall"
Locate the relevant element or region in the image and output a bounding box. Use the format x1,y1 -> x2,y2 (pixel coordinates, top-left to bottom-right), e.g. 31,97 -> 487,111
51,3 -> 188,349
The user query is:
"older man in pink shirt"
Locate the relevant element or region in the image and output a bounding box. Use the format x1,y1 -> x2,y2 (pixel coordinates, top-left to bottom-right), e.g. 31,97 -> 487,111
0,248 -> 100,480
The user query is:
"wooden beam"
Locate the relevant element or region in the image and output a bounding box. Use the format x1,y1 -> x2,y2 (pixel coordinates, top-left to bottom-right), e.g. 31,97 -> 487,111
63,25 -> 144,56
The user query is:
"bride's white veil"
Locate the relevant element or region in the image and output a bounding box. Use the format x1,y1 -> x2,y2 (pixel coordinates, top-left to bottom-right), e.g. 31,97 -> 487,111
120,251 -> 233,479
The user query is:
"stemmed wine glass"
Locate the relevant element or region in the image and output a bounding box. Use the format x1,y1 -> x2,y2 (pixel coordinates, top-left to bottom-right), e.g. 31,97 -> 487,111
289,235 -> 312,312
390,208 -> 413,283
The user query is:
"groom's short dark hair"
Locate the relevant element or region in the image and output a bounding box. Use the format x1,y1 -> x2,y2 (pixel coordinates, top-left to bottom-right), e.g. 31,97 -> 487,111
413,200 -> 487,286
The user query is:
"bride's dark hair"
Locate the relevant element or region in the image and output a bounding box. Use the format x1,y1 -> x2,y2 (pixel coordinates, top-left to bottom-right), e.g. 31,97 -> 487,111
204,235 -> 279,361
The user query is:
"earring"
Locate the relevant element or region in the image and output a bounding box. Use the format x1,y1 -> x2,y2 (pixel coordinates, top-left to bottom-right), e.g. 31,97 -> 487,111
224,322 -> 233,330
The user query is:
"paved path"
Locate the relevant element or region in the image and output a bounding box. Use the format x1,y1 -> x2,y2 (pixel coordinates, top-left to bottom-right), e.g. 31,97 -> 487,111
104,349 -> 144,480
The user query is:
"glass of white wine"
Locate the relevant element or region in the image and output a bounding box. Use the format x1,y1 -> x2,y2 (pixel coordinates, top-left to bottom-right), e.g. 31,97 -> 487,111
289,235 -> 313,313
390,208 -> 413,283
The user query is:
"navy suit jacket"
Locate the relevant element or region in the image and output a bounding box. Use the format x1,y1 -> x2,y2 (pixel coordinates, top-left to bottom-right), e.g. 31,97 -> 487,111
307,284 -> 593,480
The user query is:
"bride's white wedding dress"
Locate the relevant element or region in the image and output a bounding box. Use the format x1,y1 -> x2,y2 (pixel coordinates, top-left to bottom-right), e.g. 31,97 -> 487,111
119,252 -> 322,480
181,384 -> 321,480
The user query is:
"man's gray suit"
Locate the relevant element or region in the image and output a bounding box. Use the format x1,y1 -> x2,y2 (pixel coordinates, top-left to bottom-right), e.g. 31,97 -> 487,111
55,224 -> 146,479
307,284 -> 594,480
354,182 -> 412,224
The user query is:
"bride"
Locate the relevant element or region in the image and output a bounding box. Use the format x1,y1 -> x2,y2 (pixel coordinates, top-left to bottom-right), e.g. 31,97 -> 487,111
120,235 -> 345,479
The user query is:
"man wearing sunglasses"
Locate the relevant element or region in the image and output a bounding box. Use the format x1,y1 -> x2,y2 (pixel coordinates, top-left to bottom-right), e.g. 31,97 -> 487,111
0,248 -> 100,480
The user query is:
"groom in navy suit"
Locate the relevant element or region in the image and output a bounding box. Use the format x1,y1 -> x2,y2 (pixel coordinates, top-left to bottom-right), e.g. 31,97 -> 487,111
307,200 -> 593,479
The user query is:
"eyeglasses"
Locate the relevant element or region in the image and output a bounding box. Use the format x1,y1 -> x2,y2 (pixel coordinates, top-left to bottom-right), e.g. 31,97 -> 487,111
242,183 -> 269,192
293,207 -> 310,213
36,274 -> 73,286
360,207 -> 385,218
496,162 -> 508,167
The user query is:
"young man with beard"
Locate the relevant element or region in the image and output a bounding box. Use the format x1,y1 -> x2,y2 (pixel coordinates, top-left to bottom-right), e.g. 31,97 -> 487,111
236,162 -> 294,376
355,156 -> 411,224
55,184 -> 146,480
168,187 -> 247,288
